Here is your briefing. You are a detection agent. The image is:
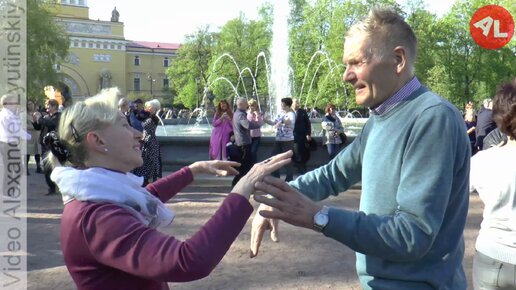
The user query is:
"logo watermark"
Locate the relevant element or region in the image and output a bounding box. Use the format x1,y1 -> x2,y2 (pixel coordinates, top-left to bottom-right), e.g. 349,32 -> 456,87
1,0 -> 27,289
470,4 -> 514,49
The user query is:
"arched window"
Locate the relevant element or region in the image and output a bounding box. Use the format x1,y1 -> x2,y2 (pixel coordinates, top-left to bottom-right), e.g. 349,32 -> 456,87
134,56 -> 140,66
163,57 -> 169,67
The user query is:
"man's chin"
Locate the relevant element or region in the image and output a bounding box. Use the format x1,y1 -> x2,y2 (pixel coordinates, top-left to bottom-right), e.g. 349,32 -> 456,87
355,97 -> 370,108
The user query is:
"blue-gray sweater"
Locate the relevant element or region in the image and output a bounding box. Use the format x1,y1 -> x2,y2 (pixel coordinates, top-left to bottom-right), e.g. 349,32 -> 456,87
290,87 -> 470,289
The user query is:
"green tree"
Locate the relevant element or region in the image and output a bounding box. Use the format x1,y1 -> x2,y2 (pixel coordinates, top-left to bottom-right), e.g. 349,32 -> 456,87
27,0 -> 69,104
167,26 -> 217,109
432,0 -> 516,107
211,12 -> 272,107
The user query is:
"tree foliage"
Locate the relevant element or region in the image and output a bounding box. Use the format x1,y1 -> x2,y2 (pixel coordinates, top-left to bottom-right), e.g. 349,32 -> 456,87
27,0 -> 69,104
167,0 -> 516,111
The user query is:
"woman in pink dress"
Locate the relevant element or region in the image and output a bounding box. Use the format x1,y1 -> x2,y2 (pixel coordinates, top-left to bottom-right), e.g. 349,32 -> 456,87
209,100 -> 233,160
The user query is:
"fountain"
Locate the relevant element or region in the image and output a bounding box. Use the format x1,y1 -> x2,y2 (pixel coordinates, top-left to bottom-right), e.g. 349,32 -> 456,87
157,0 -> 368,171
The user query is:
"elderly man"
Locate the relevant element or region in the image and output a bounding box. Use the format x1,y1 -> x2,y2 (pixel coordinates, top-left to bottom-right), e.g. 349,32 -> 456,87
252,8 -> 470,290
232,98 -> 262,186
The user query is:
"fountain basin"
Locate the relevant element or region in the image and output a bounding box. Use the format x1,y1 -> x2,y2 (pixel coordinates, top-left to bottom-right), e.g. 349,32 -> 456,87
157,118 -> 368,137
158,135 -> 355,172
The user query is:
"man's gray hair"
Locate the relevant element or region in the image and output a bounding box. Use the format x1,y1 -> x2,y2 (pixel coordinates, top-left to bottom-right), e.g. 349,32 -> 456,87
236,97 -> 248,105
346,8 -> 417,75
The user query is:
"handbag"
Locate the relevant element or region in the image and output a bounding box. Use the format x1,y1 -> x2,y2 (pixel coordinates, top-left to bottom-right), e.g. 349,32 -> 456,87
339,132 -> 347,145
307,138 -> 318,151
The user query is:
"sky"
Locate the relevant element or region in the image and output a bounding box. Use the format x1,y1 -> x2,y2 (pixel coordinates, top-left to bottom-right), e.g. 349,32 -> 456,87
88,0 -> 454,44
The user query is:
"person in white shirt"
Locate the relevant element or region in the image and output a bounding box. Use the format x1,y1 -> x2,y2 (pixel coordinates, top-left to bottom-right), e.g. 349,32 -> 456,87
1,94 -> 31,196
265,97 -> 296,181
470,78 -> 516,290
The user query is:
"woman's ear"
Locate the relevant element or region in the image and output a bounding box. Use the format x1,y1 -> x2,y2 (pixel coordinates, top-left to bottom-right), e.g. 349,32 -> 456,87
85,131 -> 107,153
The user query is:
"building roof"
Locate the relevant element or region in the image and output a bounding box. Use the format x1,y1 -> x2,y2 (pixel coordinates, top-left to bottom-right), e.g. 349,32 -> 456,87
127,40 -> 181,50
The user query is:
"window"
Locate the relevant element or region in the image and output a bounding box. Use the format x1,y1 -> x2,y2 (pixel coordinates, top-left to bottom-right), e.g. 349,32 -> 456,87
163,57 -> 169,67
134,78 -> 141,91
96,43 -> 100,48
88,42 -> 93,48
103,44 -> 108,49
163,78 -> 169,88
134,56 -> 140,66
78,0 -> 84,5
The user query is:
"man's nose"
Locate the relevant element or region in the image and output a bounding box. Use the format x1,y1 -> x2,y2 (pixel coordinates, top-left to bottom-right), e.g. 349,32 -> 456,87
342,66 -> 355,83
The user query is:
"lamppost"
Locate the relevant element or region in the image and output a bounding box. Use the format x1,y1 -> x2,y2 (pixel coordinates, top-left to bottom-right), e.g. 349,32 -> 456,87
147,74 -> 155,95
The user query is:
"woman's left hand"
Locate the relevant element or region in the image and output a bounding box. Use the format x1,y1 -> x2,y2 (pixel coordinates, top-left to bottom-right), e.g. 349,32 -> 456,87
188,160 -> 240,176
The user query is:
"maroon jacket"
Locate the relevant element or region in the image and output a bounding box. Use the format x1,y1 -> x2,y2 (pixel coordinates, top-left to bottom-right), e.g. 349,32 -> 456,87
60,167 -> 253,290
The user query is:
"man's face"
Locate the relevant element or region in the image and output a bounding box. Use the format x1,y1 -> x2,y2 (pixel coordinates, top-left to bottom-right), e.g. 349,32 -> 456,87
292,100 -> 300,110
135,103 -> 143,111
237,100 -> 248,110
342,34 -> 398,109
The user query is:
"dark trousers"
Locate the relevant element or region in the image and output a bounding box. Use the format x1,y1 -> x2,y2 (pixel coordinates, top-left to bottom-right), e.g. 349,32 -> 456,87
232,144 -> 253,187
293,139 -> 309,174
271,140 -> 294,181
250,137 -> 261,164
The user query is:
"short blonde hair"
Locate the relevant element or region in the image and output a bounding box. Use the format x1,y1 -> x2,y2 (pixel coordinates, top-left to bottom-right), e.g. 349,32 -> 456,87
47,87 -> 120,168
347,8 -> 417,74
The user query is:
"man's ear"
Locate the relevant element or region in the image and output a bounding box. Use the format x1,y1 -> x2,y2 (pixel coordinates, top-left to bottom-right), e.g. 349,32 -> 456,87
85,131 -> 107,153
393,46 -> 407,74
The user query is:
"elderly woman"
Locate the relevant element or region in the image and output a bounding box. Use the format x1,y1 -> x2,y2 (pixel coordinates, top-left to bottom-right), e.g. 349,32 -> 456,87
470,78 -> 516,290
321,103 -> 345,160
133,99 -> 162,186
46,88 -> 291,290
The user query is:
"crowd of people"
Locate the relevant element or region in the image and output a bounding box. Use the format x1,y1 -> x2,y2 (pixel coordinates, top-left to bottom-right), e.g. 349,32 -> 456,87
1,7 -> 515,290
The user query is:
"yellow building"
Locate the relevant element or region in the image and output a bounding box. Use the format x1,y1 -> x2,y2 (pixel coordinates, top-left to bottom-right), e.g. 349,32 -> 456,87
51,0 -> 179,101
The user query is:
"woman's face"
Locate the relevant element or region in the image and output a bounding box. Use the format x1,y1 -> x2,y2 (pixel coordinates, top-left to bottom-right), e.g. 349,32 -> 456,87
328,107 -> 336,114
249,103 -> 257,112
94,112 -> 144,172
220,102 -> 228,111
146,105 -> 158,115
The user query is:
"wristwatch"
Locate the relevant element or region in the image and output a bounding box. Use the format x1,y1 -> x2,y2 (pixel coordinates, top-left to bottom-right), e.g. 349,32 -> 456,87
313,206 -> 330,232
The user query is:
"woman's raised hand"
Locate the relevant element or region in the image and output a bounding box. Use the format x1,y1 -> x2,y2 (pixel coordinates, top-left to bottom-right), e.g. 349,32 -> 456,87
188,160 -> 240,177
231,150 -> 293,200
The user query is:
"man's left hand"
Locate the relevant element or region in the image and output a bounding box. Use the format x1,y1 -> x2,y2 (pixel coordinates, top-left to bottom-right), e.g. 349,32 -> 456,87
254,176 -> 321,230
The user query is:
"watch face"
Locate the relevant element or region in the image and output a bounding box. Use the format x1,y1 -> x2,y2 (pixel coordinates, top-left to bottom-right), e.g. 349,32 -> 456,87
315,212 -> 329,226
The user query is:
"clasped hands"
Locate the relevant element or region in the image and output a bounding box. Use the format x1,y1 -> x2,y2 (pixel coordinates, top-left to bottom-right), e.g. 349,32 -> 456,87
190,152 -> 322,258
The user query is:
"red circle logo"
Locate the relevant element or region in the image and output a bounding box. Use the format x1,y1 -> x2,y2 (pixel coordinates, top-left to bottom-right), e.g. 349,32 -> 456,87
470,5 -> 514,50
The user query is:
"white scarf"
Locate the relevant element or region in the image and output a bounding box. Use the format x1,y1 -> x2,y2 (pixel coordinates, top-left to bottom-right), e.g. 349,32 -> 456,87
51,167 -> 175,228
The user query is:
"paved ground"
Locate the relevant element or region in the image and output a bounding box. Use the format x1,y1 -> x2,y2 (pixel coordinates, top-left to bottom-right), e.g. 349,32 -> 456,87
24,165 -> 482,290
